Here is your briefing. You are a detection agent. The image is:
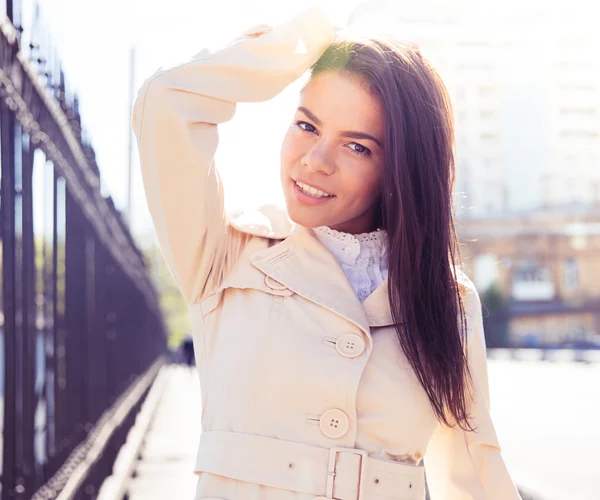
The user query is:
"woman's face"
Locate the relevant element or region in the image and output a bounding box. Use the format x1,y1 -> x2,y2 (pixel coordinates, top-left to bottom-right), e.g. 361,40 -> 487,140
280,71 -> 385,234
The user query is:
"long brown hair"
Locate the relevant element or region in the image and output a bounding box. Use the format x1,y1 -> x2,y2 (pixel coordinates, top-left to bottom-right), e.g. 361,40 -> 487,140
312,37 -> 473,430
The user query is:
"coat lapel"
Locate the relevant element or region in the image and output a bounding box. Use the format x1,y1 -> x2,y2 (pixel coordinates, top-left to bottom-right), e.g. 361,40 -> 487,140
362,278 -> 394,328
249,225 -> 373,336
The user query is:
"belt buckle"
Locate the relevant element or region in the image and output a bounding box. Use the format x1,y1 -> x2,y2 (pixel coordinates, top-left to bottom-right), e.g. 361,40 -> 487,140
326,447 -> 368,500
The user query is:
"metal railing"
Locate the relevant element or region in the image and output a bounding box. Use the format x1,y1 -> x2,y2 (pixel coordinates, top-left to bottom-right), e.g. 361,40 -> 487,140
0,1 -> 167,498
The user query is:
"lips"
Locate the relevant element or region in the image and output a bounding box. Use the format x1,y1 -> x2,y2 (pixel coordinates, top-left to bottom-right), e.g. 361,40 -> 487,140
291,179 -> 334,206
293,179 -> 333,198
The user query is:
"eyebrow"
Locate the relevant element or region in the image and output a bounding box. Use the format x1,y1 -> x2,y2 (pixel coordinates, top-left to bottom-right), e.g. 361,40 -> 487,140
297,106 -> 383,149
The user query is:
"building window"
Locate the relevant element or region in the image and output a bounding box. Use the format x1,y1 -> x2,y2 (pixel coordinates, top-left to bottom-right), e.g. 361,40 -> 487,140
512,261 -> 555,301
559,107 -> 598,116
481,133 -> 499,141
564,257 -> 579,289
556,60 -> 593,70
479,86 -> 495,97
558,85 -> 597,101
480,109 -> 497,119
560,130 -> 599,138
592,182 -> 600,203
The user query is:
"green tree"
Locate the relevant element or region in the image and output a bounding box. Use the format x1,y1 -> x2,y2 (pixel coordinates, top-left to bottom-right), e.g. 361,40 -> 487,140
480,283 -> 510,348
144,244 -> 191,351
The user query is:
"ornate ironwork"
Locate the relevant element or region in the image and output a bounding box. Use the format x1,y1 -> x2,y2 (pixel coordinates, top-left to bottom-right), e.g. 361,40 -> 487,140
0,2 -> 168,499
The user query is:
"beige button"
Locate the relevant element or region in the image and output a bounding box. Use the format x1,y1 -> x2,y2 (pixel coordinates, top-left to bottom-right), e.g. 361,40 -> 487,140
265,275 -> 287,291
335,333 -> 366,359
242,23 -> 272,38
319,409 -> 349,439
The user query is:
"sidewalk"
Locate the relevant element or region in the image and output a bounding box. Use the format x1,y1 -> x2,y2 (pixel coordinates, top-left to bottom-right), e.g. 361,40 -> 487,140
126,365 -> 201,500
125,360 -> 600,500
487,360 -> 600,500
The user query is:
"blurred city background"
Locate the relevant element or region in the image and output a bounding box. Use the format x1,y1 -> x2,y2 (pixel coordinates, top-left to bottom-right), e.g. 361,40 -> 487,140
0,0 -> 599,499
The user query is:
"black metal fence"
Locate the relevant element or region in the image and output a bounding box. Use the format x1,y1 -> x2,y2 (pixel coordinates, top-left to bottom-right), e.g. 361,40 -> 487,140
0,1 -> 167,499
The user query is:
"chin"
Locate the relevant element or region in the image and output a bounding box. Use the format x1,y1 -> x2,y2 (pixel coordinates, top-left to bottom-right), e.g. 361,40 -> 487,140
285,201 -> 330,229
286,207 -> 321,229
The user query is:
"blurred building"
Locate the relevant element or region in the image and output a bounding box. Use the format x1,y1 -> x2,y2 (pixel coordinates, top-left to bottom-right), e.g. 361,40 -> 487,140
351,0 -> 600,216
459,208 -> 600,346
350,1 -> 600,346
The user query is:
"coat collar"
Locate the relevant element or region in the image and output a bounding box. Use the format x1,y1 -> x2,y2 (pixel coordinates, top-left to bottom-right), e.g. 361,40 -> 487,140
249,224 -> 395,335
362,277 -> 394,327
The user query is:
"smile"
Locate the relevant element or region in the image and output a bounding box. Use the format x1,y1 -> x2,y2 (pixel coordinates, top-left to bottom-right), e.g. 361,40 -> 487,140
294,180 -> 333,199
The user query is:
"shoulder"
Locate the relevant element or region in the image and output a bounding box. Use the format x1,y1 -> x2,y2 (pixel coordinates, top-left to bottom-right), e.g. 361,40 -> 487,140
453,266 -> 483,315
228,204 -> 294,240
454,267 -> 477,295
453,267 -> 485,341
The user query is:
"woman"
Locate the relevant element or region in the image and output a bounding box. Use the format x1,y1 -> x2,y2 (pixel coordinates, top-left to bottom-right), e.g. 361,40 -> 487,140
132,8 -> 521,500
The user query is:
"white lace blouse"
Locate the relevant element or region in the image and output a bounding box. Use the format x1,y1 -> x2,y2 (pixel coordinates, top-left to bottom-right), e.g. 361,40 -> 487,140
312,226 -> 389,302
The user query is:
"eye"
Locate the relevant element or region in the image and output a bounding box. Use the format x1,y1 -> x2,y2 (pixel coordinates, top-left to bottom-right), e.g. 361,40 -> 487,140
295,120 -> 317,134
347,142 -> 372,157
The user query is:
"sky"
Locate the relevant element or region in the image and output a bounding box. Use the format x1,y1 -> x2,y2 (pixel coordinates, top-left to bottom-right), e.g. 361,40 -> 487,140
29,0 -> 581,244
30,0 -> 367,244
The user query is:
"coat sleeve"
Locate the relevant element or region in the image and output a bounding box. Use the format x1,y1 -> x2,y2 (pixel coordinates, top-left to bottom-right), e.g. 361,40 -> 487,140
424,283 -> 522,500
131,8 -> 334,304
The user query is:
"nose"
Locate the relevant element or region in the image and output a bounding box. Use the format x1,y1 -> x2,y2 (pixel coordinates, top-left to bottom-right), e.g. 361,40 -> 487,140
302,142 -> 335,176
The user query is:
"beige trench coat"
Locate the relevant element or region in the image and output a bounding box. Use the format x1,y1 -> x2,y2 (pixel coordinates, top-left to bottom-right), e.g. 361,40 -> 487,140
132,8 -> 521,500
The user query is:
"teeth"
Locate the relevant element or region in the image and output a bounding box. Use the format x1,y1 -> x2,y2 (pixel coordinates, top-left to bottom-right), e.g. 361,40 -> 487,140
295,181 -> 331,198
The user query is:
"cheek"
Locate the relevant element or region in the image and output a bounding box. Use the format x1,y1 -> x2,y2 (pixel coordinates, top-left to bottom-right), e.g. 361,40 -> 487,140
280,129 -> 303,171
280,131 -> 292,172
345,163 -> 383,204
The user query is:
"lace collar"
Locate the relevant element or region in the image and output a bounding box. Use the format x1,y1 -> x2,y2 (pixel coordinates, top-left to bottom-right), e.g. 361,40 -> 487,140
312,226 -> 388,266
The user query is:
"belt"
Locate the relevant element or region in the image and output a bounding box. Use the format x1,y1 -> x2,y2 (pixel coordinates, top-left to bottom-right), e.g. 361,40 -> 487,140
195,430 -> 425,500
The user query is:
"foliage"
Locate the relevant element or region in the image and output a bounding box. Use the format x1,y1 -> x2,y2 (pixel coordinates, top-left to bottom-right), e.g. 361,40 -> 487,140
480,282 -> 510,348
144,244 -> 191,351
481,282 -> 509,312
